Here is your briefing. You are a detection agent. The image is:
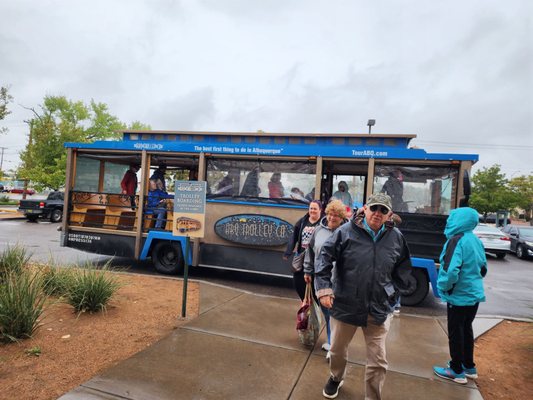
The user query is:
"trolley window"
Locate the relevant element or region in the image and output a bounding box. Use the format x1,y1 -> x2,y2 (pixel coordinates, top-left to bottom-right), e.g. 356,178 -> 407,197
374,165 -> 458,215
207,158 -> 316,205
73,156 -> 100,192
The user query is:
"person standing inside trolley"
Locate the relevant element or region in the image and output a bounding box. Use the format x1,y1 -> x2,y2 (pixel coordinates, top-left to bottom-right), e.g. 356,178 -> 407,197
284,200 -> 323,300
332,181 -> 353,209
121,164 -> 139,208
268,172 -> 284,198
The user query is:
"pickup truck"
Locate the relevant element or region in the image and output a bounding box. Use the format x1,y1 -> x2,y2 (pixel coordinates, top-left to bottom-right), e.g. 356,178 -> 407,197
18,191 -> 64,222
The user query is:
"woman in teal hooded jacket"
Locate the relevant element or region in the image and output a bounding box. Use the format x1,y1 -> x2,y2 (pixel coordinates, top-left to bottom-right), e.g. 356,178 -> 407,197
433,207 -> 487,385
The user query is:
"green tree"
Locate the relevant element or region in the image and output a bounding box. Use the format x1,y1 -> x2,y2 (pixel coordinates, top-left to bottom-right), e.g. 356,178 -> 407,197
470,164 -> 514,215
19,96 -> 150,190
0,85 -> 13,135
509,175 -> 533,220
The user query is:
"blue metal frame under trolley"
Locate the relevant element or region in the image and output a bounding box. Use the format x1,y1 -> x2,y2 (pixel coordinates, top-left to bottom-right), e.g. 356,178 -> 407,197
61,130 -> 477,306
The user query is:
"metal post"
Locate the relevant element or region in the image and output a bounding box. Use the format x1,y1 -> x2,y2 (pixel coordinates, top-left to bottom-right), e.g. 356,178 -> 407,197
181,236 -> 190,318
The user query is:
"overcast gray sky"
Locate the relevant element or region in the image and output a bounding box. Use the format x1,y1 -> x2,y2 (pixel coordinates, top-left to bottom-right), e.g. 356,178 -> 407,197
1,0 -> 531,177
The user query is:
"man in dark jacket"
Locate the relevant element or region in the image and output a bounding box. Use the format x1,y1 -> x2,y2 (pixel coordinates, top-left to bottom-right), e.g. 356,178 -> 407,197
315,193 -> 413,400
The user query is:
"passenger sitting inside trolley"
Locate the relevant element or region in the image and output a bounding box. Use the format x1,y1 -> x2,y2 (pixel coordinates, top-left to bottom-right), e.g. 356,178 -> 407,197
146,178 -> 173,229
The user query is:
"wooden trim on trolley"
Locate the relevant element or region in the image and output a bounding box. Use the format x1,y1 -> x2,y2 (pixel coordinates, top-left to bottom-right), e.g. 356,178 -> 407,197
134,150 -> 148,259
366,158 -> 375,201
315,156 -> 323,199
192,152 -> 207,266
61,148 -> 74,234
457,160 -> 472,208
98,160 -> 105,192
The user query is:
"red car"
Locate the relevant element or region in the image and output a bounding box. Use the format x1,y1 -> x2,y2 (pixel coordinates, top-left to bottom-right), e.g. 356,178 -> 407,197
10,188 -> 36,195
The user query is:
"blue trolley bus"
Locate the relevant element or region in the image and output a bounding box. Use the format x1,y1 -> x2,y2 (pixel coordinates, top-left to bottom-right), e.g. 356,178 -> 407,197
61,130 -> 477,305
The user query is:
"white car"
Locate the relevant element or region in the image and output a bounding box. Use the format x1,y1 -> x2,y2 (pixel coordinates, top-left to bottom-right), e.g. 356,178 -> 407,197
474,223 -> 511,259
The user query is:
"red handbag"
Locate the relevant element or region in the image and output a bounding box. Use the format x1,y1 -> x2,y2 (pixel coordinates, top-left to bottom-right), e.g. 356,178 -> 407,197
296,282 -> 320,346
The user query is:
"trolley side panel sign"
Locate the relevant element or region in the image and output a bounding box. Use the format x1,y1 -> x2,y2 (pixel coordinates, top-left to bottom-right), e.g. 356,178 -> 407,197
214,214 -> 293,246
172,181 -> 206,238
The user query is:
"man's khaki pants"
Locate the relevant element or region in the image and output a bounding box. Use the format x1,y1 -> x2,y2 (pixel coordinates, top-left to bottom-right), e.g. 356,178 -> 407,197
329,316 -> 391,400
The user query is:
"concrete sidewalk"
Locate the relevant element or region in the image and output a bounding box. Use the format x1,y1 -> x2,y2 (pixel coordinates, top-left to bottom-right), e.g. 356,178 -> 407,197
59,282 -> 490,400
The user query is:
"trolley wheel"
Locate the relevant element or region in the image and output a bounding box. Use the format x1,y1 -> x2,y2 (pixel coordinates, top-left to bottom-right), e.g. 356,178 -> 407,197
401,268 -> 429,306
151,241 -> 184,275
26,215 -> 39,222
50,209 -> 63,223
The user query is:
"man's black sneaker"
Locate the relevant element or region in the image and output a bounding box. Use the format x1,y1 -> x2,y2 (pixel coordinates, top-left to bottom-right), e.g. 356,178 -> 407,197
323,376 -> 344,399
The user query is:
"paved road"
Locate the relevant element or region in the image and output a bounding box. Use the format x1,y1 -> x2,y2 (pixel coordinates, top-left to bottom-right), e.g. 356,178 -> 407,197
1,219 -> 532,320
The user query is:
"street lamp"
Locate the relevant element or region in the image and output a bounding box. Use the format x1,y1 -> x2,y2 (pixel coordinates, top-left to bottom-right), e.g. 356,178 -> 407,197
367,119 -> 376,134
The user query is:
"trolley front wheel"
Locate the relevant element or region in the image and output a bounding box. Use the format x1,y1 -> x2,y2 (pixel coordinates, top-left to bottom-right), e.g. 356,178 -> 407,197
151,241 -> 184,275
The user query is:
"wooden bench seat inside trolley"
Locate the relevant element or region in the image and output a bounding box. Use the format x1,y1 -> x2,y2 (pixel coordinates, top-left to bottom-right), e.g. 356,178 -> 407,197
70,193 -> 136,230
104,194 -> 137,231
70,193 -> 107,227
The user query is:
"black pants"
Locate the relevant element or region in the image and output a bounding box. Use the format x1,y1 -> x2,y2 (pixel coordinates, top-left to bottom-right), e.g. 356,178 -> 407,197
293,270 -> 318,304
293,270 -> 306,301
447,302 -> 479,374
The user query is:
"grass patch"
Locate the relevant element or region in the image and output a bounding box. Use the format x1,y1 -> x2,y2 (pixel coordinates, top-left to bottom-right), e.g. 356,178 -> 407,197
0,195 -> 18,205
25,346 -> 42,356
0,270 -> 48,342
66,263 -> 122,313
0,244 -> 31,283
40,264 -> 74,297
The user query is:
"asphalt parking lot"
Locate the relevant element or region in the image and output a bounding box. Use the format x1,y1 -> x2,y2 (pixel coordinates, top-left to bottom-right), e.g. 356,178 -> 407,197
1,218 -> 532,320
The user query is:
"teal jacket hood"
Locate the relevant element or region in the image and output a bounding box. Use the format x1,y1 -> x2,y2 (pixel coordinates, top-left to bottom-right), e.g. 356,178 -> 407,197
444,207 -> 479,238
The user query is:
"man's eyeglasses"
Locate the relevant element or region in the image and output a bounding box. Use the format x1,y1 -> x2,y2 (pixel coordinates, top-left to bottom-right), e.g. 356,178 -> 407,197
369,205 -> 390,214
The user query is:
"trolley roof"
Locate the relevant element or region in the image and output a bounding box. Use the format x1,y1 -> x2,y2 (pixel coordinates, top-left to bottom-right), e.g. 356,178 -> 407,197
64,130 -> 478,162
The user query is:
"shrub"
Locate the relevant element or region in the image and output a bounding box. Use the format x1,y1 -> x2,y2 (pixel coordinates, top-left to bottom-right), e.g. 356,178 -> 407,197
0,244 -> 31,283
66,265 -> 122,313
0,270 -> 47,342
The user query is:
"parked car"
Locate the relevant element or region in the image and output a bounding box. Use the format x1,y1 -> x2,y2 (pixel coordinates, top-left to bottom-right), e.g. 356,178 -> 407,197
473,223 -> 511,259
18,191 -> 64,222
11,188 -> 36,195
479,213 -> 511,226
501,225 -> 533,259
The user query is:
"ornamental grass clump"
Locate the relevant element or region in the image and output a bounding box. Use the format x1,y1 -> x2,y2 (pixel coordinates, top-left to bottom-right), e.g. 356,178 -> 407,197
0,270 -> 47,342
0,244 -> 31,283
66,265 -> 122,313
40,264 -> 74,297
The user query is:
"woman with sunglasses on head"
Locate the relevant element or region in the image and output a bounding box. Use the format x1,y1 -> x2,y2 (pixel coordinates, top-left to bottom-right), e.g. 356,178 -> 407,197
303,199 -> 347,358
283,200 -> 323,301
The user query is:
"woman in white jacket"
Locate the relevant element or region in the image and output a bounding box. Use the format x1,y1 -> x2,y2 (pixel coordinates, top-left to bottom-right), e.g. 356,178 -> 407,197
303,199 -> 347,357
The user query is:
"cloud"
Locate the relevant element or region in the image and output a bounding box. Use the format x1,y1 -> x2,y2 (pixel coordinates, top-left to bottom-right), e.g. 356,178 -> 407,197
146,87 -> 216,129
0,0 -> 531,177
